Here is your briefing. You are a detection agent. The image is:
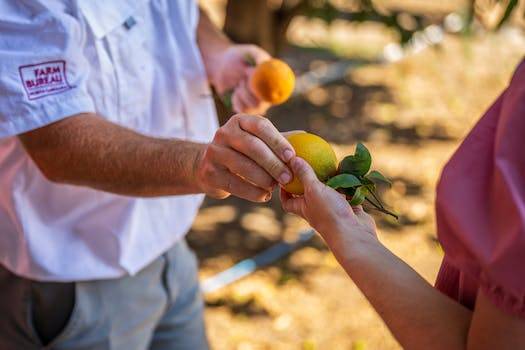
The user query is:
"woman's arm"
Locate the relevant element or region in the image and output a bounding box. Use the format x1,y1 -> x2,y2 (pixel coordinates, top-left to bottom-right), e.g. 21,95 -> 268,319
468,290 -> 525,349
280,156 -> 525,349
342,232 -> 471,349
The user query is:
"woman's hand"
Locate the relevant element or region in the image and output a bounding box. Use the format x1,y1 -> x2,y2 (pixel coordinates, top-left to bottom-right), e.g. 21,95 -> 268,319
280,156 -> 377,256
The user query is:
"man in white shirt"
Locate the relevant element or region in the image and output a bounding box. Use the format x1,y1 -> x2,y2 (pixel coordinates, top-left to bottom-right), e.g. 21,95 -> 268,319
0,1 -> 295,349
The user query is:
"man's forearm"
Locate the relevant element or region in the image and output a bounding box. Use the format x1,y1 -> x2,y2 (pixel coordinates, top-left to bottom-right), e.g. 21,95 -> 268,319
197,8 -> 231,83
19,114 -> 205,197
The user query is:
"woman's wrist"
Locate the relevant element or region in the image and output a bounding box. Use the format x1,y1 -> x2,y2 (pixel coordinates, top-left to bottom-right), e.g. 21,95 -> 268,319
323,221 -> 381,268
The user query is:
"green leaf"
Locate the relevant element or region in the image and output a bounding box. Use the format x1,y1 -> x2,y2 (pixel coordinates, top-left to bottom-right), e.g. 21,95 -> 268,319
366,170 -> 392,187
496,0 -> 518,30
360,177 -> 376,192
326,174 -> 361,189
243,54 -> 257,67
221,91 -> 233,110
349,186 -> 368,206
339,143 -> 372,177
338,187 -> 355,198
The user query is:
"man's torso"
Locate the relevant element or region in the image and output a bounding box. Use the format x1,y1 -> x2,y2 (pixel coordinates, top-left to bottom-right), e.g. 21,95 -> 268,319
0,0 -> 218,281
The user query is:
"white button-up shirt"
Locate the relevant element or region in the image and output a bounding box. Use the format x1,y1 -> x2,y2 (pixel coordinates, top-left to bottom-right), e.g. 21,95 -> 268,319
0,0 -> 218,281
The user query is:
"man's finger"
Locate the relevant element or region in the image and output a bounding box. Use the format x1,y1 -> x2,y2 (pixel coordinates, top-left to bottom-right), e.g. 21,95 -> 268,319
229,129 -> 292,186
243,45 -> 271,65
214,145 -> 275,191
213,169 -> 271,203
248,102 -> 271,116
238,115 -> 295,163
236,80 -> 259,109
232,91 -> 246,114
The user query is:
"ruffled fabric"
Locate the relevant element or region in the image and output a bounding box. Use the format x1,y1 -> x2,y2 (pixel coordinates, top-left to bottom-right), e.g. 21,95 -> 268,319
435,59 -> 525,318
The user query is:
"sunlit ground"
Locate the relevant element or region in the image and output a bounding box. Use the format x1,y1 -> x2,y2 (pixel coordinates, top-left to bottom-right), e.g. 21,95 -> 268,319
190,2 -> 525,349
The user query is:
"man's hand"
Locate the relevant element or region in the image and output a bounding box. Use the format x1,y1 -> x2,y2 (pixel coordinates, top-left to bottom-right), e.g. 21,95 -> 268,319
210,45 -> 271,114
196,9 -> 271,114
194,114 -> 295,202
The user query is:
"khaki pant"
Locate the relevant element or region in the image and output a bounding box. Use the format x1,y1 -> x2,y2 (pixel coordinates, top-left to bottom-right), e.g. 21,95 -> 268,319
0,240 -> 208,350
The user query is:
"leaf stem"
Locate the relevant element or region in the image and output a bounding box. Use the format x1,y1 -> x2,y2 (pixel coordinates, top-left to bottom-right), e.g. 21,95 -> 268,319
364,196 -> 382,210
368,187 -> 385,209
364,197 -> 399,220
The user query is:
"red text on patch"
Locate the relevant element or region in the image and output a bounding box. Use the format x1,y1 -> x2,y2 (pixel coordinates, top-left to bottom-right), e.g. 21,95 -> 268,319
18,60 -> 71,100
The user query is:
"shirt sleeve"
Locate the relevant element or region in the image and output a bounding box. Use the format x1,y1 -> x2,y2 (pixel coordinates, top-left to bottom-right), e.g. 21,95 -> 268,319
436,59 -> 525,318
0,3 -> 95,138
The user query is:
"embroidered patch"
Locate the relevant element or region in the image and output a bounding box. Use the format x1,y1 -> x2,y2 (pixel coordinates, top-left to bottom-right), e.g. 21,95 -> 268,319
18,60 -> 71,100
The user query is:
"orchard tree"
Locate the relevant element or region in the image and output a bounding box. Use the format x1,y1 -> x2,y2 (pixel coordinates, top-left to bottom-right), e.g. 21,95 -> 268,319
223,0 -> 524,56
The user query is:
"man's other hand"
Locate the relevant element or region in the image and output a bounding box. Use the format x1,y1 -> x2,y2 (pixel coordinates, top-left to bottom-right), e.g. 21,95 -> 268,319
210,45 -> 272,114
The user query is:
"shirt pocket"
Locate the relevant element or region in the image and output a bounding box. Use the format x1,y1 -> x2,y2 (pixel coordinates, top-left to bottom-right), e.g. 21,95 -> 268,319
83,38 -> 119,123
103,18 -> 155,130
81,9 -> 154,131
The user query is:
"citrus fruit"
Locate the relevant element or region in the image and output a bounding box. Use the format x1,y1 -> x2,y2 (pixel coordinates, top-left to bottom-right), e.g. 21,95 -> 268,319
250,58 -> 295,105
284,132 -> 338,195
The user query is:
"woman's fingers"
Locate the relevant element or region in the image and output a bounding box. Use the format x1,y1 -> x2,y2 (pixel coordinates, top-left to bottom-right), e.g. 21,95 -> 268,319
351,205 -> 364,215
353,205 -> 377,231
289,157 -> 320,188
279,188 -> 304,216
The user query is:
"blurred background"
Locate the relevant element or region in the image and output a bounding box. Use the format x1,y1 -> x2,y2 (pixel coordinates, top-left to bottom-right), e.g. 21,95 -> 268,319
191,1 -> 525,349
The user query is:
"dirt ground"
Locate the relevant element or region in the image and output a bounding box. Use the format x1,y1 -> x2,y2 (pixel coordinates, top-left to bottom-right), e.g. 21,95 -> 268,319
189,4 -> 525,349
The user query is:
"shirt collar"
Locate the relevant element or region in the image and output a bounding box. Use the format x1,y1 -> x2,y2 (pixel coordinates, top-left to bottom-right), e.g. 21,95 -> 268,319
78,0 -> 149,39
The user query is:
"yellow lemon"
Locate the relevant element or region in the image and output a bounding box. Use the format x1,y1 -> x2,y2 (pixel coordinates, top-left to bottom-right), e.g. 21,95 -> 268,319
250,58 -> 295,105
284,132 -> 338,195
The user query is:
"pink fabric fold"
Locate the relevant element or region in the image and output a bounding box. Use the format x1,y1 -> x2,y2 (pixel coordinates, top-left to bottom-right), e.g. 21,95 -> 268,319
435,59 -> 525,318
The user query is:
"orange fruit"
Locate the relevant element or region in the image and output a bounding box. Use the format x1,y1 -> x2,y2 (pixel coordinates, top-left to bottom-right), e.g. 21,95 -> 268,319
283,133 -> 338,195
250,58 -> 295,105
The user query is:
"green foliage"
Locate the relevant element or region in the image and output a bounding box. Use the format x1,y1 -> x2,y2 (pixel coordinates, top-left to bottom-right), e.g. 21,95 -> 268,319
300,0 -> 521,45
326,173 -> 361,189
366,170 -> 392,187
496,0 -> 519,29
339,143 -> 372,177
326,142 -> 398,219
243,54 -> 257,67
349,186 -> 368,206
300,0 -> 425,44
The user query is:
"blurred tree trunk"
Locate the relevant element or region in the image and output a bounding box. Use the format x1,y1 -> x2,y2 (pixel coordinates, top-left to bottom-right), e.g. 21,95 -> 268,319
224,0 -> 277,54
223,0 -> 300,56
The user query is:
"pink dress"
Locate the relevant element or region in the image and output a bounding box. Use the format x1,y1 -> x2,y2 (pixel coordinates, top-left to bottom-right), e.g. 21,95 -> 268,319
435,59 -> 525,317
